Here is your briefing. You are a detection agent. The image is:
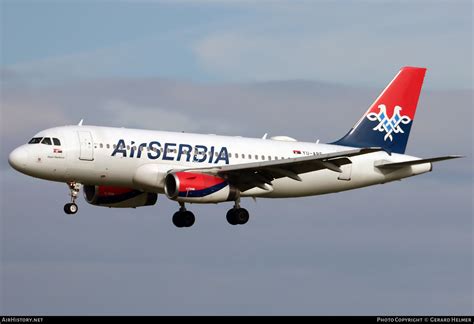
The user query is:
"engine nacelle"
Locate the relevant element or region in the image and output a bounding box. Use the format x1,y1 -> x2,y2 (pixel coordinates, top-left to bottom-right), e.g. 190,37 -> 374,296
164,172 -> 238,203
83,185 -> 157,208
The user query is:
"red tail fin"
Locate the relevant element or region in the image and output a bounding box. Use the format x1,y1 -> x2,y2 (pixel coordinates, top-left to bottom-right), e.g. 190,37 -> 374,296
366,66 -> 426,120
333,67 -> 427,154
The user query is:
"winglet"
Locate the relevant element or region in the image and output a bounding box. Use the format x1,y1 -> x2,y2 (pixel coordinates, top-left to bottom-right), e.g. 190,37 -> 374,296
262,133 -> 268,139
78,119 -> 84,126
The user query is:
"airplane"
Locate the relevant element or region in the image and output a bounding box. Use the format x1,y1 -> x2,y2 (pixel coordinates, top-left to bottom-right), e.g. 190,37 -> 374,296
8,66 -> 461,227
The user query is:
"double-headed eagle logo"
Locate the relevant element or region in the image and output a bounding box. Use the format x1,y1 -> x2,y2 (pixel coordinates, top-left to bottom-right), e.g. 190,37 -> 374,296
367,104 -> 411,141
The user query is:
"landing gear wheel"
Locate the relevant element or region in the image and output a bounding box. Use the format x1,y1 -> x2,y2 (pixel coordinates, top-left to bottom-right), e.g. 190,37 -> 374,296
226,209 -> 239,225
235,208 -> 249,225
64,181 -> 81,215
183,211 -> 195,227
172,209 -> 196,228
64,203 -> 78,215
227,208 -> 249,225
172,212 -> 185,228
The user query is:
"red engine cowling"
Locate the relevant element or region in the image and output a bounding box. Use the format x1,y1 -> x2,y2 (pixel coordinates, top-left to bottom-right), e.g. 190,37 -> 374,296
164,172 -> 238,203
83,185 -> 157,208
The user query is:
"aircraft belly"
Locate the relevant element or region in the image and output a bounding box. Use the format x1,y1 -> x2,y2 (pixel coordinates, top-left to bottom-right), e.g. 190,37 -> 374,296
264,171 -> 350,197
262,162 -> 385,198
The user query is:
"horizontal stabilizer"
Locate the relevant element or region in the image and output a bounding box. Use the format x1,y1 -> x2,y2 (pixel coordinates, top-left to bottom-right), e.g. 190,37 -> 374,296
375,155 -> 463,169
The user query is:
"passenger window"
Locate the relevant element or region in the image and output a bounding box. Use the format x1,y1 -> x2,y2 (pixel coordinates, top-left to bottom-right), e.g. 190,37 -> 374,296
41,137 -> 52,145
28,137 -> 43,144
100,143 -> 103,148
262,155 -> 265,160
255,155 -> 258,160
268,156 -> 271,160
229,153 -> 232,158
242,154 -> 245,159
106,144 -> 110,149
52,138 -> 61,146
248,154 -> 251,159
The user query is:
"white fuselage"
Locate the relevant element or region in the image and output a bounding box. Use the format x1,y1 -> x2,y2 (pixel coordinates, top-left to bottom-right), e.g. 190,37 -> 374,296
9,125 -> 432,200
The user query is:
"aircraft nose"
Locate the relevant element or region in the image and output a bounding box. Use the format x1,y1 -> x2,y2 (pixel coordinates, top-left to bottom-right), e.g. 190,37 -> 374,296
8,146 -> 29,172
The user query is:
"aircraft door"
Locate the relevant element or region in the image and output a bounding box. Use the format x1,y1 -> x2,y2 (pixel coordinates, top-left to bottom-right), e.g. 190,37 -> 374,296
78,131 -> 94,161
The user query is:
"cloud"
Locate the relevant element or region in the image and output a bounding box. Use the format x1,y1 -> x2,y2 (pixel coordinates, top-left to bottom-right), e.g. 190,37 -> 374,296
4,31 -> 200,84
195,28 -> 471,88
100,99 -> 235,133
3,2 -> 471,88
193,3 -> 472,88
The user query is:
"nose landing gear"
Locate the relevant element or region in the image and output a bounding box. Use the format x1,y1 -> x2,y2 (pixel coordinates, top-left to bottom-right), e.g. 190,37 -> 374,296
64,202 -> 78,214
64,181 -> 81,215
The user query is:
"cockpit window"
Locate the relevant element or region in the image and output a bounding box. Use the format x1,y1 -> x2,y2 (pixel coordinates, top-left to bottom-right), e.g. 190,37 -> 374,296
52,138 -> 61,146
41,137 -> 52,145
28,137 -> 43,144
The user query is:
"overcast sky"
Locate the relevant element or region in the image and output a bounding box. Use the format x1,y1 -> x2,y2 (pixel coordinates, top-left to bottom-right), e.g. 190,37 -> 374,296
1,0 -> 472,315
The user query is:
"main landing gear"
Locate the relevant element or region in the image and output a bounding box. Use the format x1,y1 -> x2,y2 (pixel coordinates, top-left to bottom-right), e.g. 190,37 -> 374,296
172,202 -> 195,228
226,197 -> 249,225
64,181 -> 81,215
171,199 -> 250,228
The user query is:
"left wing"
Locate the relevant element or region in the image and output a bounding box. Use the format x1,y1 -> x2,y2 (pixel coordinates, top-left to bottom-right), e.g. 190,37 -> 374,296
176,147 -> 382,192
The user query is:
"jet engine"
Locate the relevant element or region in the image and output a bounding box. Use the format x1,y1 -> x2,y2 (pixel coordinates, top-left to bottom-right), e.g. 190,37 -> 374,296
164,172 -> 238,203
83,185 -> 157,208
